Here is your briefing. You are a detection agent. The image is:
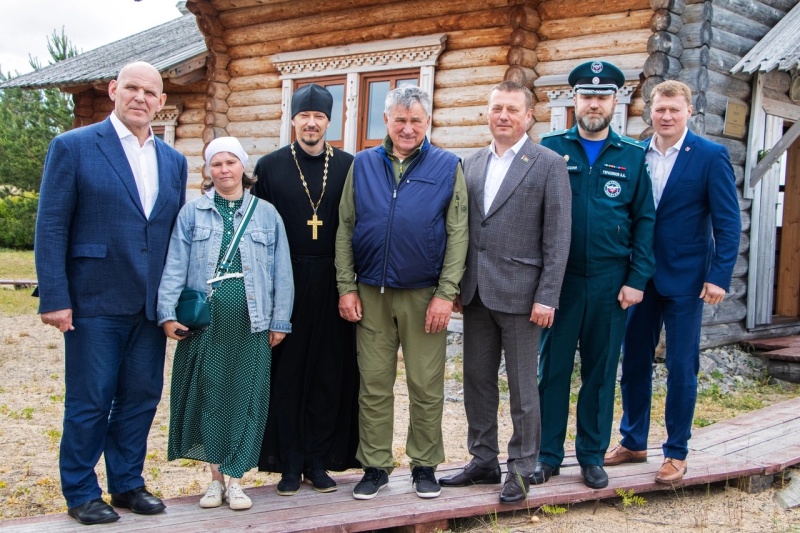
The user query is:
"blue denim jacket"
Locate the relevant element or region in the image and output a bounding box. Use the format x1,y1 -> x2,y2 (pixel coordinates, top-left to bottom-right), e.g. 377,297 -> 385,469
157,188 -> 293,333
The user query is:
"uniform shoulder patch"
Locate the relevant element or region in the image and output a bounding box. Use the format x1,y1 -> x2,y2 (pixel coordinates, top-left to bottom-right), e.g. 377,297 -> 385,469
619,136 -> 647,150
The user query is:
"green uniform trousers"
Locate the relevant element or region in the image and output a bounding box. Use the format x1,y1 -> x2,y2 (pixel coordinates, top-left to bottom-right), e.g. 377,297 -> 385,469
355,283 -> 447,472
538,268 -> 628,467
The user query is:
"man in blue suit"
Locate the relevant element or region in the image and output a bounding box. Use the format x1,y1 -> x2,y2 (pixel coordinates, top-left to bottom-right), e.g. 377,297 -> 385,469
35,61 -> 187,524
604,80 -> 741,483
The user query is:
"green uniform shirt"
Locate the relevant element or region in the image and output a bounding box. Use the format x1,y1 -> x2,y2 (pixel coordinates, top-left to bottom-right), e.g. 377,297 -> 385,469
539,126 -> 655,290
335,136 -> 468,301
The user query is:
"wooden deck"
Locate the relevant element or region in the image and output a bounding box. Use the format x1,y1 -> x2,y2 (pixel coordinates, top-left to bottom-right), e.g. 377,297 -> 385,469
5,397 -> 800,532
744,335 -> 800,382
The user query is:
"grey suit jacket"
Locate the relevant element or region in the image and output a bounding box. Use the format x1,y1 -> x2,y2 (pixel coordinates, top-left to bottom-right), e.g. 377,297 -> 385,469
460,137 -> 571,314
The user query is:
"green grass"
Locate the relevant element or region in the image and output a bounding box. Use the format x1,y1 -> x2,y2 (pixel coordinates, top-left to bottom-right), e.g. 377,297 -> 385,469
0,249 -> 38,316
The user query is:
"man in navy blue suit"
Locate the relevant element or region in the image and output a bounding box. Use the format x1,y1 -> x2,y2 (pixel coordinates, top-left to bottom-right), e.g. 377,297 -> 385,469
35,61 -> 187,524
604,80 -> 741,483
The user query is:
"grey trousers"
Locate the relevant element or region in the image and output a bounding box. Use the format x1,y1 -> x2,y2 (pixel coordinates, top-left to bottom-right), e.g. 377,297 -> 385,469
463,293 -> 541,477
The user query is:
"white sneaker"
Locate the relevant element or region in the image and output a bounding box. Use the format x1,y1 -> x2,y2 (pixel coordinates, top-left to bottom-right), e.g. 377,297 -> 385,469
226,483 -> 252,510
199,480 -> 225,508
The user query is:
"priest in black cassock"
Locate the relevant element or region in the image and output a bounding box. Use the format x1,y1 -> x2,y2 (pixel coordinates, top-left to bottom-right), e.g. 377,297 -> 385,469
253,83 -> 360,496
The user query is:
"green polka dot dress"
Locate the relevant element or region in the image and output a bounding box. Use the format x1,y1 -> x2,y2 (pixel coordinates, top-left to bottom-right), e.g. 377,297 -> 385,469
168,192 -> 272,479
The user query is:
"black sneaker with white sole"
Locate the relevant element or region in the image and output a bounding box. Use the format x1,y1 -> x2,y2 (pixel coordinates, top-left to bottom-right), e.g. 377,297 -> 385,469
352,467 -> 389,500
411,466 -> 441,498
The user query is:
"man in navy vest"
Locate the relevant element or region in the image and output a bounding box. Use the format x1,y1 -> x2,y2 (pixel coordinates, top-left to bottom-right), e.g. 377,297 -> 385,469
336,85 -> 468,500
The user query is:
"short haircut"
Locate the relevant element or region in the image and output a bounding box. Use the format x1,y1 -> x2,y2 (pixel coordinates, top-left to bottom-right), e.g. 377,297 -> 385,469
384,85 -> 432,116
489,80 -> 533,111
650,80 -> 692,107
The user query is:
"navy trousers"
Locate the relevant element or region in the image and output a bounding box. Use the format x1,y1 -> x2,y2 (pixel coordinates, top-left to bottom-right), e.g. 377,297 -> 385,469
620,281 -> 704,460
61,313 -> 165,508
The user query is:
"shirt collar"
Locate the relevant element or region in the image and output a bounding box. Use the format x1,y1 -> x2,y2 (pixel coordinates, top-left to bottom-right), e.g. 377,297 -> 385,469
109,112 -> 155,146
490,134 -> 528,158
649,127 -> 689,156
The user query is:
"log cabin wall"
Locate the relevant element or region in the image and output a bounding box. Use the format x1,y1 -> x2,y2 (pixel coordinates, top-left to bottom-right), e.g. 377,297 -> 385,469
533,0 -> 653,138
644,0 -> 798,347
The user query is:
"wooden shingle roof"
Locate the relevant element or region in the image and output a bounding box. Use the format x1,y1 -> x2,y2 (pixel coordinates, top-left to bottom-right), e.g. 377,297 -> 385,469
732,2 -> 800,74
0,14 -> 205,90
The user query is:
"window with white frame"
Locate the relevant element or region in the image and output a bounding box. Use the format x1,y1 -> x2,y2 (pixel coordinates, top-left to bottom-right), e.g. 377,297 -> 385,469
271,34 -> 446,153
151,104 -> 182,147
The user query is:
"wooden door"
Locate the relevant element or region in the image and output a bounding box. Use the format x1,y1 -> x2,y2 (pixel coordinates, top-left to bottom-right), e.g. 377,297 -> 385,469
776,133 -> 800,316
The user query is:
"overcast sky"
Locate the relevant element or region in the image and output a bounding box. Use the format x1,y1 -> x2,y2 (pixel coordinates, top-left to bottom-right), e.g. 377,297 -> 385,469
0,1 -> 184,76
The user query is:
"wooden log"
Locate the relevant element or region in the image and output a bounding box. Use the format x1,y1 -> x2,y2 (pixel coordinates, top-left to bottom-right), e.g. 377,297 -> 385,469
226,121 -> 281,138
509,4 -> 541,32
758,0 -> 797,12
432,105 -> 488,127
226,88 -> 282,108
204,112 -> 230,128
763,70 -> 792,93
629,95 -> 647,117
650,0 -> 686,13
438,46 -> 510,69
708,47 -> 750,81
447,27 -> 512,51
540,10 -> 651,40
529,121 -> 551,140
681,46 -> 709,69
641,75 -> 665,103
650,9 -> 683,33
227,73 -> 282,92
176,124 -> 206,138
178,94 -> 207,109
709,26 -> 759,57
648,31 -> 684,58
678,21 -> 712,49
174,137 -> 205,156
205,98 -> 230,114
682,2 -> 712,24
535,29 -> 650,62
644,51 -> 683,78
208,82 -> 231,101
713,0 -> 784,27
709,5 -> 771,42
218,0 -> 392,27
178,108 -> 206,125
699,320 -> 746,349
223,0 -> 509,46
228,56 -> 279,77
762,88 -> 795,105
702,297 -> 747,326
702,112 -> 725,136
226,104 -> 283,122
534,53 -> 648,76
705,91 -> 747,117
507,47 -> 538,68
430,125 -> 493,148
707,70 -> 751,101
626,116 -> 649,138
707,134 -> 747,165
538,0 -> 650,20
434,84 -> 498,108
511,28 -> 540,50
435,65 -> 508,89
690,113 -> 706,135
226,9 -> 510,60
533,101 -> 551,122
504,66 -> 538,87
676,67 -> 709,94
236,137 -> 280,157
692,93 -> 707,115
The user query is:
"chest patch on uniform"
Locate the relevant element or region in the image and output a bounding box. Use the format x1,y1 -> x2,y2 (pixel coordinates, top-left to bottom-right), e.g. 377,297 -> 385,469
567,165 -> 582,173
604,180 -> 621,197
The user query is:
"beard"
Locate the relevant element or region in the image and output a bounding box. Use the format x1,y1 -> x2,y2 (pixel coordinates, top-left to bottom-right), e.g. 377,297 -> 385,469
299,130 -> 322,146
577,111 -> 613,133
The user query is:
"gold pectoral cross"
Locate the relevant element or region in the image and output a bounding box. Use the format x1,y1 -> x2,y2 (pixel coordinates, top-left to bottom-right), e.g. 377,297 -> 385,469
307,213 -> 323,240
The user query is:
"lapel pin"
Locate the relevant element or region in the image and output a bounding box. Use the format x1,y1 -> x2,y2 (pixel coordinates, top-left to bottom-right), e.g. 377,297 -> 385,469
564,154 -> 570,162
685,147 -> 691,152
521,155 -> 529,163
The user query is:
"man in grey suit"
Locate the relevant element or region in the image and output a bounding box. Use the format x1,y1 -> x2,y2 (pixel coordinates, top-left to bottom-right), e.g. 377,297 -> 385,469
439,81 -> 571,503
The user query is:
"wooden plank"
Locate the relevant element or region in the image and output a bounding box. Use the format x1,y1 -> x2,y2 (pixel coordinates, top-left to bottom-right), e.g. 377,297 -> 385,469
777,140 -> 800,316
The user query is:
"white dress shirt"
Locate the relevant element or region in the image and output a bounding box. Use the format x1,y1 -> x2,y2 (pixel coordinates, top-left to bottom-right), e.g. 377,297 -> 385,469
110,112 -> 159,218
646,127 -> 688,208
484,135 -> 528,215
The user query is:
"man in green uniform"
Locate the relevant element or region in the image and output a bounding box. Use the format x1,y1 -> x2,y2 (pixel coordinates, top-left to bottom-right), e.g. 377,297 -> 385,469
535,61 -> 655,489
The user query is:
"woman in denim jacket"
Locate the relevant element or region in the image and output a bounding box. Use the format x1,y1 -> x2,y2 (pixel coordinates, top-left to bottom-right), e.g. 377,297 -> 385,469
157,137 -> 293,511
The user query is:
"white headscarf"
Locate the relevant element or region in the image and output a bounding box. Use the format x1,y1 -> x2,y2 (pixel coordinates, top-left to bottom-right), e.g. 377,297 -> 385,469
205,137 -> 249,169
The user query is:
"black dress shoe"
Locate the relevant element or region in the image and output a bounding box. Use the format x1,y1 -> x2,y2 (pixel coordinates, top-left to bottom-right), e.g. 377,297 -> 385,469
438,462 -> 502,487
581,465 -> 609,489
110,486 -> 165,514
530,461 -> 560,485
68,498 -> 120,525
499,471 -> 530,504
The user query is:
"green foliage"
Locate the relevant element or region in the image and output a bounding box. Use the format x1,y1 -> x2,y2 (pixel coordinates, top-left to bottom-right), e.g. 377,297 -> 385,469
0,28 -> 78,194
0,192 -> 37,249
541,504 -> 567,516
616,487 -> 646,508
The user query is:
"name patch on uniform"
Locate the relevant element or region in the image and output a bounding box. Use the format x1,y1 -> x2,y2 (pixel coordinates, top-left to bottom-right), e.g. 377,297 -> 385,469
567,165 -> 582,173
601,164 -> 628,180
604,180 -> 621,197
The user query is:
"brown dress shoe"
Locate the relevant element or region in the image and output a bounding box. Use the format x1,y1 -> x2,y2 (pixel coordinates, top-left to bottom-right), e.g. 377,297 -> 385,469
655,457 -> 687,483
604,444 -> 647,466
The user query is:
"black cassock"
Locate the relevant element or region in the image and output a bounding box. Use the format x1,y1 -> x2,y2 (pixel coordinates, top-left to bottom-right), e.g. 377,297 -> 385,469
252,142 -> 360,474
